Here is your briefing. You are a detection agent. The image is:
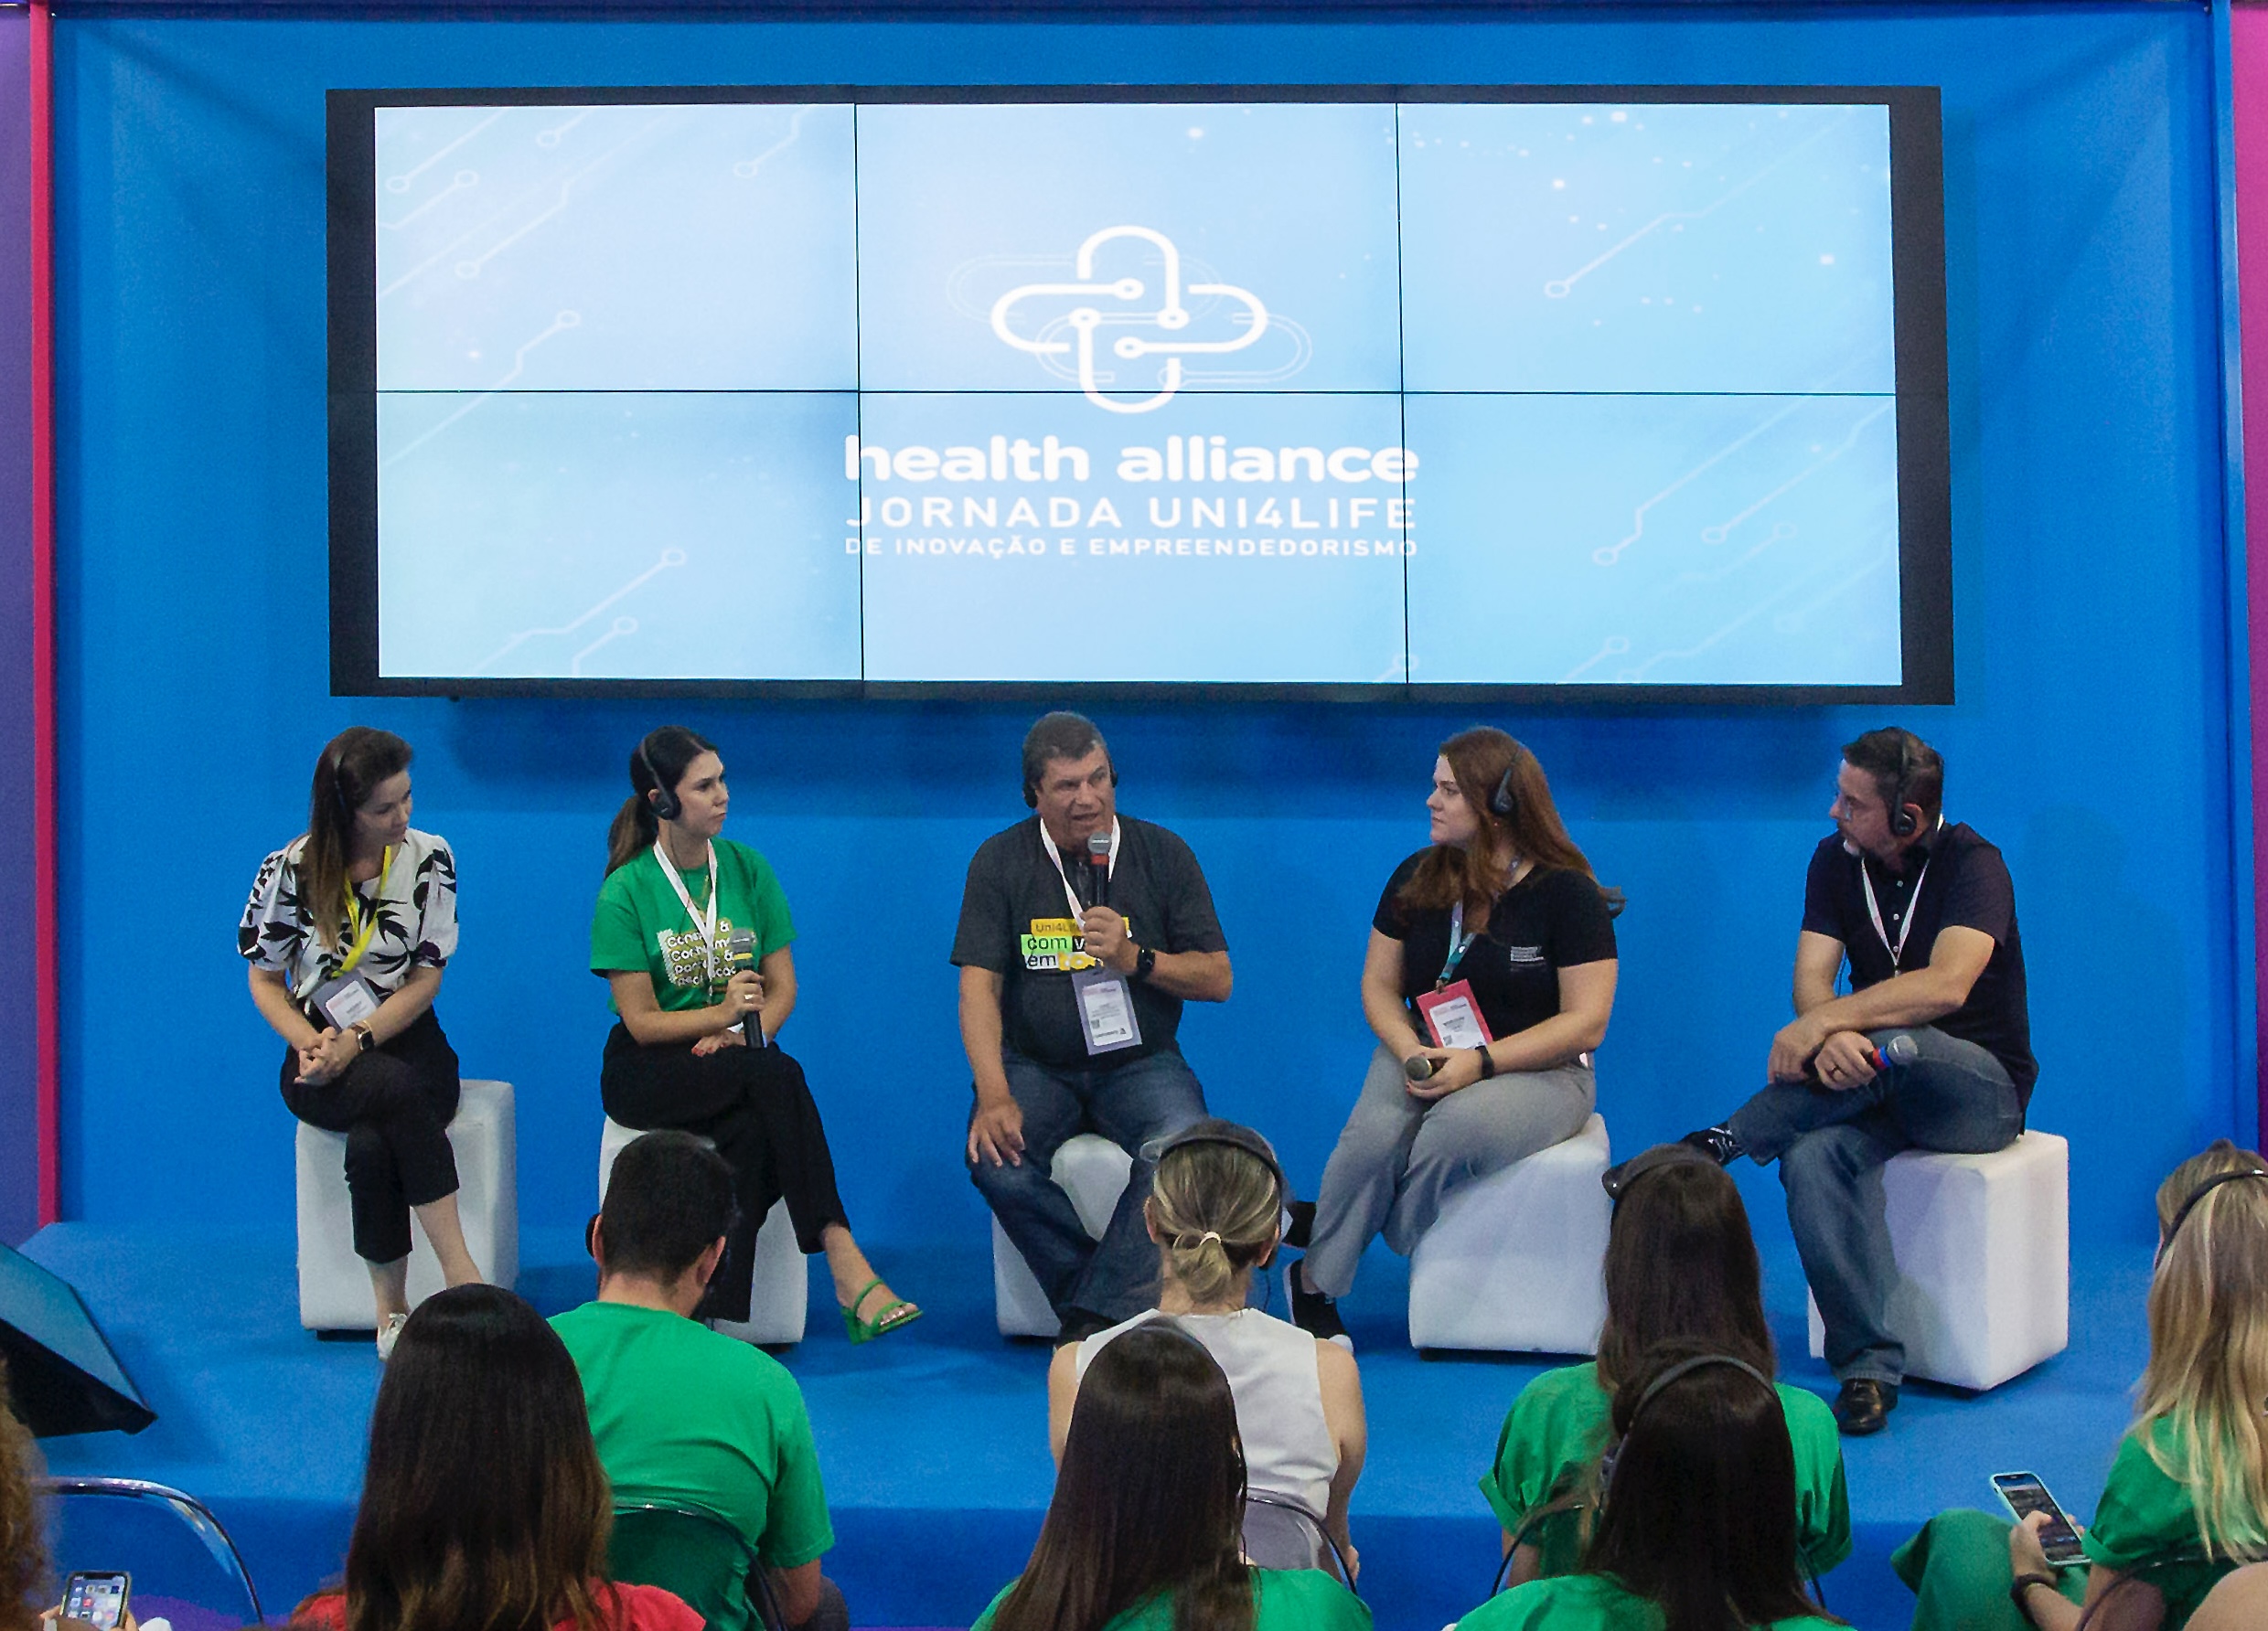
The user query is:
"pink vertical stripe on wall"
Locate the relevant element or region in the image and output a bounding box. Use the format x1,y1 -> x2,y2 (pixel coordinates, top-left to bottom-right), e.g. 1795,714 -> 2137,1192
2235,5 -> 2268,1140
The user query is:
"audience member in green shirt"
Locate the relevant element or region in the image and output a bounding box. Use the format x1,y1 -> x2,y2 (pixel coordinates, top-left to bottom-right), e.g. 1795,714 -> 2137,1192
590,726 -> 916,1342
1482,1147 -> 1849,1586
975,1324 -> 1368,1631
1896,1140 -> 2268,1631
552,1130 -> 845,1631
1460,1338 -> 1844,1631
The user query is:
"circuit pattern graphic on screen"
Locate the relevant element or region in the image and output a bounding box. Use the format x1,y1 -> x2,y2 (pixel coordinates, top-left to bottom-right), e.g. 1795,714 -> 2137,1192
342,91 -> 1945,694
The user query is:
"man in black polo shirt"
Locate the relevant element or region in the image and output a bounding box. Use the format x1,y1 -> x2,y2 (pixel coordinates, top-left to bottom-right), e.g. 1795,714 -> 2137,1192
953,711 -> 1233,1342
1677,727 -> 2034,1436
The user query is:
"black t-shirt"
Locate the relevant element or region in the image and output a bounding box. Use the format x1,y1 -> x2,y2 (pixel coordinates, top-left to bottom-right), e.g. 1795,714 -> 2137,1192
951,815 -> 1228,1071
1800,822 -> 2037,1103
1372,851 -> 1618,1041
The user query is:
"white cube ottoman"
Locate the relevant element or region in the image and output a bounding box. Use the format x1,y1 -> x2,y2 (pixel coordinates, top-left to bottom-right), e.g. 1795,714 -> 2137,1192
296,1077 -> 519,1331
599,1117 -> 808,1347
1407,1114 -> 1611,1353
1805,1129 -> 2068,1391
993,1133 -> 1135,1338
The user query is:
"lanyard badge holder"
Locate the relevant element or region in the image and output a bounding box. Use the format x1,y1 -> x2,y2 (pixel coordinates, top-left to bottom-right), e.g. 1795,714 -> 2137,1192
1412,901 -> 1495,1050
1044,822 -> 1142,1057
308,846 -> 392,1034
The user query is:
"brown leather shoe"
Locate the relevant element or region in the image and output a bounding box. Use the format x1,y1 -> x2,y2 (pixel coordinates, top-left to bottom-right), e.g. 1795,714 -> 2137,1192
1833,1378 -> 1899,1435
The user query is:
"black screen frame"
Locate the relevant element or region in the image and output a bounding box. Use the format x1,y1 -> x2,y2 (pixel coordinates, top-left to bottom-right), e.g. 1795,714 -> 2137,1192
328,81 -> 1952,704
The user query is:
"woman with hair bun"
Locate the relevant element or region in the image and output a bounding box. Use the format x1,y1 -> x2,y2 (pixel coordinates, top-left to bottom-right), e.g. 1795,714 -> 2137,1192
591,726 -> 915,1343
1291,729 -> 1621,1345
1048,1120 -> 1366,1577
241,727 -> 479,1354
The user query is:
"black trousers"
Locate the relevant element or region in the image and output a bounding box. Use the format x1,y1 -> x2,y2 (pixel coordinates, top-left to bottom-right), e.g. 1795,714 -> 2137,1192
600,1024 -> 849,1322
281,1008 -> 461,1264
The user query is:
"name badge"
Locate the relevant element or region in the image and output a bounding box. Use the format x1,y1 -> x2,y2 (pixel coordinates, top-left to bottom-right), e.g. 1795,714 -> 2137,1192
1415,979 -> 1492,1050
1071,965 -> 1142,1055
313,973 -> 380,1033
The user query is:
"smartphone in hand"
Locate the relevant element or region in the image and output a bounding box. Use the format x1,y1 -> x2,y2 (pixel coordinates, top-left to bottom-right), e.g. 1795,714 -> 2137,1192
1992,1472 -> 2088,1565
61,1572 -> 132,1631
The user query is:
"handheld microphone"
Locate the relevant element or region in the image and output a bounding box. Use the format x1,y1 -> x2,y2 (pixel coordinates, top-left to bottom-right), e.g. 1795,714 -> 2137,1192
1404,1055 -> 1437,1082
1085,831 -> 1112,911
723,928 -> 761,1045
1868,1033 -> 1919,1072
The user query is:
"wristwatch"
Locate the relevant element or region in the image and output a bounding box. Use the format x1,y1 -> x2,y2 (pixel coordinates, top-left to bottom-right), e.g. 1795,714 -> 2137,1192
351,1021 -> 377,1053
1133,944 -> 1158,982
1474,1046 -> 1497,1080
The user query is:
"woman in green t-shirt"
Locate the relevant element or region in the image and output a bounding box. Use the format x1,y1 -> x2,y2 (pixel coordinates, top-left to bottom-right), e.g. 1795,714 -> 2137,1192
1458,1338 -> 1843,1631
1480,1149 -> 1849,1588
975,1324 -> 1369,1631
1897,1140 -> 2268,1631
591,727 -> 917,1343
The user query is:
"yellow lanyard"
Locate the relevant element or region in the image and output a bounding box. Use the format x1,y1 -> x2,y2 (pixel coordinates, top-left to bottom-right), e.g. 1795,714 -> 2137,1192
337,846 -> 392,976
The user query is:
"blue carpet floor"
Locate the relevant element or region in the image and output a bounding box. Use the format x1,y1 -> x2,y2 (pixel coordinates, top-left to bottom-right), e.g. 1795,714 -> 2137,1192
23,1222 -> 2153,1631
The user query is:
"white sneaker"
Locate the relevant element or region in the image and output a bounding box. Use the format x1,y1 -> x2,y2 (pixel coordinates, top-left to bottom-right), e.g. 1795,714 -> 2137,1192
376,1313 -> 409,1361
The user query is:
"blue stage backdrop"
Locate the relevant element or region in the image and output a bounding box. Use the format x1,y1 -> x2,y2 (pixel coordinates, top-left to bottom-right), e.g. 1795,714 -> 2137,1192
49,5 -> 2248,1251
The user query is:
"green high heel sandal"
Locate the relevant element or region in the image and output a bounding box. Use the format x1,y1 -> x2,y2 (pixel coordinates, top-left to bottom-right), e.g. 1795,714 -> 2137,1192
840,1277 -> 922,1344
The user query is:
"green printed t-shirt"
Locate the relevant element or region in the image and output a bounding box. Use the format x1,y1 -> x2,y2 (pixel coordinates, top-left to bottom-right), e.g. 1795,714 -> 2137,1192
969,1568 -> 1369,1631
590,840 -> 794,1014
1457,1572 -> 1841,1631
551,1302 -> 834,1589
1479,1363 -> 1852,1581
2081,1419 -> 2256,1626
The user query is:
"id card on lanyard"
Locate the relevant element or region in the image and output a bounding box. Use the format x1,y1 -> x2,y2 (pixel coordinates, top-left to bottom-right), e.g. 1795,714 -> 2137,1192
1860,854 -> 1931,973
308,846 -> 391,1031
1413,899 -> 1494,1050
1043,821 -> 1141,1055
653,840 -> 722,990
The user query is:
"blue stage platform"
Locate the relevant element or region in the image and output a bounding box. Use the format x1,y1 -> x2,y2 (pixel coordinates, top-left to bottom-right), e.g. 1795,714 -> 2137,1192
25,1222 -> 2153,1631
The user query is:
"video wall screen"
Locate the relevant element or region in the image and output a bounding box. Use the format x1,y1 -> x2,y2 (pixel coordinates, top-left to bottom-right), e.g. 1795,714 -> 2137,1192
328,86 -> 1950,700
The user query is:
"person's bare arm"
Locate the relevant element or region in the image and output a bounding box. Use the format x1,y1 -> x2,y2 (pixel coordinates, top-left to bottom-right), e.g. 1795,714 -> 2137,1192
959,966 -> 1024,1167
2009,1512 -> 2166,1631
605,968 -> 760,1047
1361,930 -> 1428,1061
249,965 -> 324,1050
766,1561 -> 825,1629
1046,1340 -> 1081,1464
2188,1562 -> 2268,1631
1315,1340 -> 1366,1583
1771,926 -> 1997,1083
754,946 -> 797,1040
1077,907 -> 1230,1002
1792,930 -> 1845,1016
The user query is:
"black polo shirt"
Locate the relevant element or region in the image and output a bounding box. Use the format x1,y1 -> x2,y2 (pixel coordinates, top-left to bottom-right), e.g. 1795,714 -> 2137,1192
1375,850 -> 1619,1040
951,814 -> 1227,1071
1800,821 -> 2037,1103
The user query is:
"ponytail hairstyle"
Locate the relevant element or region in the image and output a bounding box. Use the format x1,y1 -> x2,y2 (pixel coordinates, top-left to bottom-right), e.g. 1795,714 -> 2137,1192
304,728 -> 413,950
605,727 -> 718,876
1398,728 -> 1620,924
1147,1135 -> 1282,1308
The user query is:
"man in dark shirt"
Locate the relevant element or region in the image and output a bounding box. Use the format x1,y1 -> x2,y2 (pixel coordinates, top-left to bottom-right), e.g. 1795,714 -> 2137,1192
952,712 -> 1232,1341
1676,728 -> 2033,1436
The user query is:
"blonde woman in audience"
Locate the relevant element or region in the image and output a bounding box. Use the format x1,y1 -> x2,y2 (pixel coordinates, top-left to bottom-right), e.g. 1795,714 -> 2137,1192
1048,1121 -> 1365,1577
983,1325 -> 1367,1631
3,1359 -> 47,1631
1895,1140 -> 2268,1630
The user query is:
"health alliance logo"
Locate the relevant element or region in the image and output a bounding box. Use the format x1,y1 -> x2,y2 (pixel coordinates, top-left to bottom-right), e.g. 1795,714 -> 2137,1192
989,226 -> 1269,414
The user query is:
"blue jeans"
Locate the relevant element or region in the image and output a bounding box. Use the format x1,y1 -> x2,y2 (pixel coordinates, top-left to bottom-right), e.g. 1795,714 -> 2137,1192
968,1045 -> 1209,1325
1728,1026 -> 2023,1386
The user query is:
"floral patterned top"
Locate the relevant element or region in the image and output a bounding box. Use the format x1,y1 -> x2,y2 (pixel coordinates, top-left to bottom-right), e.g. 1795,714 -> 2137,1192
239,827 -> 458,1009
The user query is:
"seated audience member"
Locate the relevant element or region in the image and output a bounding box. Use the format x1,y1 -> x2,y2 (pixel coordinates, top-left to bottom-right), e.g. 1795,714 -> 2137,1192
554,1132 -> 844,1631
978,1325 -> 1369,1631
1291,730 -> 1618,1348
1049,1121 -> 1365,1575
296,1285 -> 699,1631
1457,1339 -> 1845,1631
3,1359 -> 48,1631
2189,1563 -> 2268,1631
1482,1148 -> 1848,1587
1894,1140 -> 2268,1631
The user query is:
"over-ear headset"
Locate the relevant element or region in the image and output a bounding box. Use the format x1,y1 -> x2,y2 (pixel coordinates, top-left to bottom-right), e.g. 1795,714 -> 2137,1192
638,736 -> 681,824
2163,1167 -> 2268,1250
1598,1351 -> 1777,1495
1145,1119 -> 1289,1269
1887,734 -> 1920,839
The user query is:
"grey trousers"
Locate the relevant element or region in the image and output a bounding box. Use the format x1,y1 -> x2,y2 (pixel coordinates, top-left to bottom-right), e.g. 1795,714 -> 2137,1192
1302,1043 -> 1597,1297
